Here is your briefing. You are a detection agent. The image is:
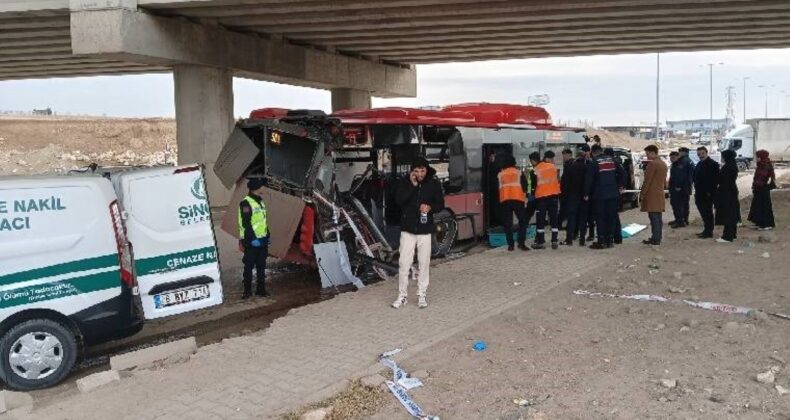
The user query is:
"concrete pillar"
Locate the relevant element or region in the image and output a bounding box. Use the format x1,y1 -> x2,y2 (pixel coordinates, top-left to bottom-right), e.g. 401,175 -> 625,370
331,88 -> 372,111
173,64 -> 234,206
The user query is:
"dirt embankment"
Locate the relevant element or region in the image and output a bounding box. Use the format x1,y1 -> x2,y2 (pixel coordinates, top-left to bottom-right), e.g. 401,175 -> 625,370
0,117 -> 177,175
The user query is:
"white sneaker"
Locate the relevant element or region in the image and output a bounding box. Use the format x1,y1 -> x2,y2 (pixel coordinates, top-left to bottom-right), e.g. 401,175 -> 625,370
391,296 -> 407,309
716,238 -> 732,243
418,296 -> 428,309
758,227 -> 774,231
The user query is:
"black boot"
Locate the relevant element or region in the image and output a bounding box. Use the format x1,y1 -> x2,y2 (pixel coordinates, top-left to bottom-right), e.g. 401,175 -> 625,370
242,280 -> 252,299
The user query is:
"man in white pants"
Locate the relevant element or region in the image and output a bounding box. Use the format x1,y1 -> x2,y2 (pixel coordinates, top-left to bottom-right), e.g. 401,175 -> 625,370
392,158 -> 444,309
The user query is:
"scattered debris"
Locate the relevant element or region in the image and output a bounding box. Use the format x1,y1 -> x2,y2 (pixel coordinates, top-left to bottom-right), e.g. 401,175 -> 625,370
771,355 -> 787,365
385,381 -> 440,420
668,286 -> 686,294
513,282 -> 523,286
683,300 -> 752,315
660,379 -> 677,389
513,398 -> 530,407
757,371 -> 776,384
776,385 -> 790,396
679,326 -> 691,332
648,263 -> 660,270
473,341 -> 487,352
379,348 -> 403,359
379,349 -> 439,419
762,252 -> 771,259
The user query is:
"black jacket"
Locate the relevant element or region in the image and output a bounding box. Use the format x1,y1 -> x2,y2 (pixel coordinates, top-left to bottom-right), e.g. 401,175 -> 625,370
715,162 -> 739,225
560,159 -> 573,195
239,193 -> 266,246
670,156 -> 694,193
693,157 -> 720,197
564,157 -> 588,198
395,167 -> 445,235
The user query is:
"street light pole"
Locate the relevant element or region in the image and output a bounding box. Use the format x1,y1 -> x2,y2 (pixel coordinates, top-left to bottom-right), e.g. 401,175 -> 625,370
742,76 -> 750,122
705,62 -> 723,137
758,85 -> 773,118
656,53 -> 660,142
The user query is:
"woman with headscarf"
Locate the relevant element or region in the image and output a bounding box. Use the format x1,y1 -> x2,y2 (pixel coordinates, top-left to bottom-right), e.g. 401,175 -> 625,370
748,149 -> 776,231
715,149 -> 740,243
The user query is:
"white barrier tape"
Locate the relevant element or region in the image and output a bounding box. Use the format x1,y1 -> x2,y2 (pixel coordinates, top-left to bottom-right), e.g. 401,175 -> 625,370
379,348 -> 403,359
682,300 -> 752,315
380,356 -> 423,390
385,381 -> 440,420
574,289 -> 772,316
573,289 -> 671,302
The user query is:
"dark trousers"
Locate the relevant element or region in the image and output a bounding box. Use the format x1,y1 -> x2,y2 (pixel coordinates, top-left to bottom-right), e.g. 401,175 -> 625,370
242,244 -> 268,292
695,194 -> 715,235
575,199 -> 594,242
535,195 -> 560,243
500,200 -> 528,246
670,190 -> 690,224
593,198 -> 618,245
722,221 -> 737,241
564,196 -> 582,241
558,196 -> 568,229
614,210 -> 622,242
648,212 -> 663,243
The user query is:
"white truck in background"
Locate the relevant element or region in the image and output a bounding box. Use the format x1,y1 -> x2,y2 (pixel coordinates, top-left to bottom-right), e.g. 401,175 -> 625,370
0,165 -> 222,390
720,119 -> 790,171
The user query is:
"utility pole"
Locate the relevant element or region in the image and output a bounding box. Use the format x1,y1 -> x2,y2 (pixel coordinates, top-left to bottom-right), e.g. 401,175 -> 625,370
725,85 -> 736,129
742,76 -> 750,122
704,63 -> 723,137
655,53 -> 660,142
758,85 -> 773,118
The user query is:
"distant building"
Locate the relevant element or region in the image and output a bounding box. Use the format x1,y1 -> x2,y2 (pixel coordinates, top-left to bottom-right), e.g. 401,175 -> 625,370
599,125 -> 658,139
665,118 -> 732,135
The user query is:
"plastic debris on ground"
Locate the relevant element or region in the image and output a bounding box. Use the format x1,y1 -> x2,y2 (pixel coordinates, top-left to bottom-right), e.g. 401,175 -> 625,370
621,223 -> 647,238
473,340 -> 487,352
513,398 -> 530,407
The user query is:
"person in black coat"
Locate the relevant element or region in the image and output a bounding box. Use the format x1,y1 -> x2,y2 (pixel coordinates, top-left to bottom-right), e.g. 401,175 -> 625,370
392,157 -> 444,309
693,146 -> 720,238
669,147 -> 695,228
558,148 -> 574,229
562,145 -> 590,245
715,149 -> 739,242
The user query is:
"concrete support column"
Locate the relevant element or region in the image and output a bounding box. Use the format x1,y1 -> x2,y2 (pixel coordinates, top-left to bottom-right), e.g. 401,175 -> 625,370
174,64 -> 234,205
331,88 -> 372,111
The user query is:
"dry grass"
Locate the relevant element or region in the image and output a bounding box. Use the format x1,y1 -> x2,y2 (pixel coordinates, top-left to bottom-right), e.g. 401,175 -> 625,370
282,379 -> 388,420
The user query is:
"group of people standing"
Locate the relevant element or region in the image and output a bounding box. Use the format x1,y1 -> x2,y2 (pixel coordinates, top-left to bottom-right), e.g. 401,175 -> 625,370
665,146 -> 777,244
497,143 -> 629,251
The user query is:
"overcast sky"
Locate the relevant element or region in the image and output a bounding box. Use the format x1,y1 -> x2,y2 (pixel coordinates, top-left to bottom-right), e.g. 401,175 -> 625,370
1,48 -> 790,126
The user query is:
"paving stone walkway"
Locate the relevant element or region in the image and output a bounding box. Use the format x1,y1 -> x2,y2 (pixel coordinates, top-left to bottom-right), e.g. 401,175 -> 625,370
34,207 -> 667,419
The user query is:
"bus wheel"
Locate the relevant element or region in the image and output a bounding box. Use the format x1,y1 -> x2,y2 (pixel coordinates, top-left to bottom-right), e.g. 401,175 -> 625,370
0,319 -> 78,390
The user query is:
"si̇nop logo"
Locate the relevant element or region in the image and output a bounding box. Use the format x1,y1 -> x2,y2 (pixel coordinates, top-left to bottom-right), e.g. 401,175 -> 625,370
191,177 -> 206,201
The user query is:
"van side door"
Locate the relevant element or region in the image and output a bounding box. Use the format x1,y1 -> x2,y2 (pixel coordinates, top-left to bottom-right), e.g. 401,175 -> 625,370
116,165 -> 223,319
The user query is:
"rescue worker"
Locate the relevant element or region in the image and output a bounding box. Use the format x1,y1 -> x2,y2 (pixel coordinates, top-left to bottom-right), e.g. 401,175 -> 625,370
585,144 -> 624,249
239,177 -> 270,299
392,157 -> 444,309
558,148 -> 574,230
497,155 -> 530,251
670,147 -> 695,228
531,151 -> 561,250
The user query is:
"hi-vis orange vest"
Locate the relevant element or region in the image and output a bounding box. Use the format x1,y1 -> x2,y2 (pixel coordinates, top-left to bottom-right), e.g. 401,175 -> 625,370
534,162 -> 561,198
498,167 -> 526,203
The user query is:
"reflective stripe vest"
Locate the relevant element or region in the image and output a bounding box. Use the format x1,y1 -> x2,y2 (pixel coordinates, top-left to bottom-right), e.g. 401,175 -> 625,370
497,167 -> 526,203
534,162 -> 561,198
238,195 -> 268,239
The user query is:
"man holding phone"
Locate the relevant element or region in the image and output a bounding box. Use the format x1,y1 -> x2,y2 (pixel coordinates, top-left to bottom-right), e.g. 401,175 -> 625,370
392,157 -> 444,309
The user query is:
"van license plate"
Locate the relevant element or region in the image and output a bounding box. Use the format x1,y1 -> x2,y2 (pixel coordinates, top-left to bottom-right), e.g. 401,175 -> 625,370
154,285 -> 210,309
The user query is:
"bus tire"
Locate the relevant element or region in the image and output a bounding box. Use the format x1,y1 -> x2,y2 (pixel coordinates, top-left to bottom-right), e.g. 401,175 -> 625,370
0,319 -> 78,391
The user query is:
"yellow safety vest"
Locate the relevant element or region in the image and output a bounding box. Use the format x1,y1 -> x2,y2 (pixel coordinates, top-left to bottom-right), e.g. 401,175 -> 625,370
238,196 -> 268,239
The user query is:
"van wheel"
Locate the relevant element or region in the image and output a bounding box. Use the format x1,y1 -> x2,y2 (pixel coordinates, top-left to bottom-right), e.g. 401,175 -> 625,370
0,319 -> 77,390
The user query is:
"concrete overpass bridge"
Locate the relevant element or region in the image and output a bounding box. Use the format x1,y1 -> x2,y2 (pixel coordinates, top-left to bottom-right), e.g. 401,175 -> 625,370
3,0 -> 790,198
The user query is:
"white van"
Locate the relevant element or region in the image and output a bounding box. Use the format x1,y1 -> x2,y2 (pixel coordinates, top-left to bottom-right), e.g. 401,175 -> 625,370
0,165 -> 222,390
